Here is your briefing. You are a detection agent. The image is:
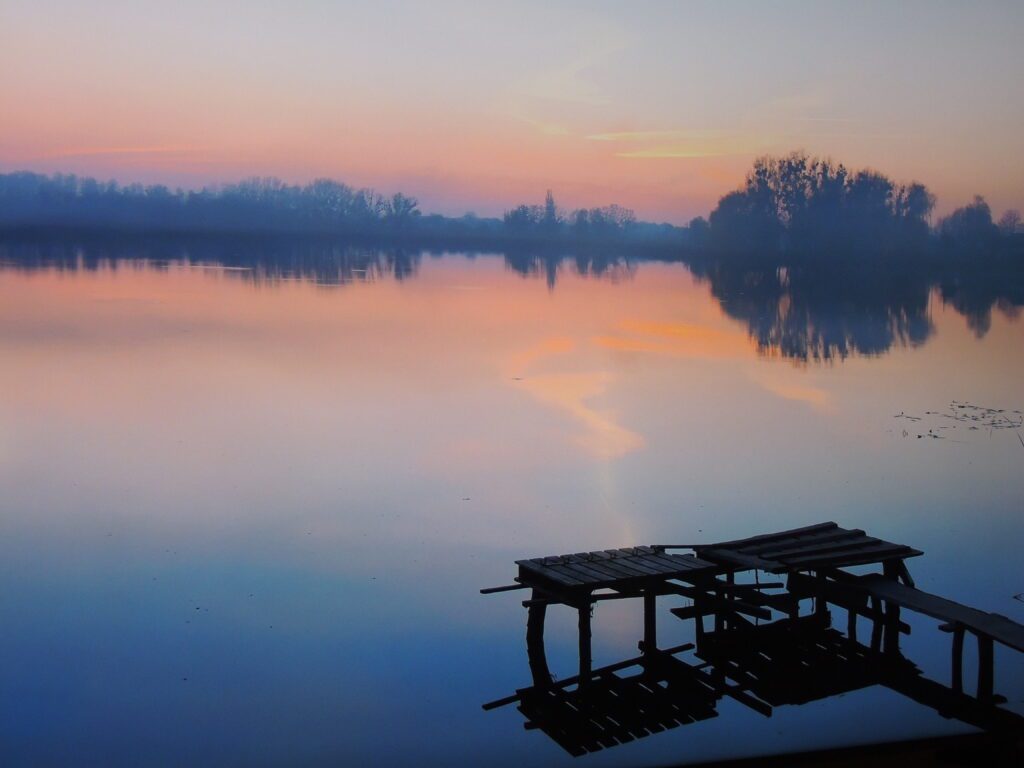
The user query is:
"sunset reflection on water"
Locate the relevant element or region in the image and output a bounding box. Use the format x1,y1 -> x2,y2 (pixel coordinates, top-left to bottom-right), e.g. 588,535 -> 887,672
1,246 -> 1022,766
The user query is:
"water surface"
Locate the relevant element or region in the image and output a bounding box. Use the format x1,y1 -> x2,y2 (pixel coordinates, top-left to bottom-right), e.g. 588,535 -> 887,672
1,241 -> 1022,766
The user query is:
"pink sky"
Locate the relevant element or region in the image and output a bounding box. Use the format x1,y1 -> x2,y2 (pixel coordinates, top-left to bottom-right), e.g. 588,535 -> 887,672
2,2 -> 1022,223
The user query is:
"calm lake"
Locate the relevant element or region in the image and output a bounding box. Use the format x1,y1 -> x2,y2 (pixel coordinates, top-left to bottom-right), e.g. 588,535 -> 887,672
1,240 -> 1022,766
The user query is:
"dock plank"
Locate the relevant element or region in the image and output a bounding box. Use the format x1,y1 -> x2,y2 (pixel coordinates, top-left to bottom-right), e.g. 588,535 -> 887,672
700,549 -> 780,572
857,575 -> 1024,653
746,528 -> 867,556
557,560 -> 621,584
517,560 -> 586,587
567,557 -> 640,583
757,533 -> 876,560
695,522 -> 922,573
695,522 -> 839,552
784,542 -> 917,568
582,556 -> 655,580
514,546 -> 719,595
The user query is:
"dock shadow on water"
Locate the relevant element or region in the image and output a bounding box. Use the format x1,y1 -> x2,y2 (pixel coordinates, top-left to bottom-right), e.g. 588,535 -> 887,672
482,523 -> 1024,762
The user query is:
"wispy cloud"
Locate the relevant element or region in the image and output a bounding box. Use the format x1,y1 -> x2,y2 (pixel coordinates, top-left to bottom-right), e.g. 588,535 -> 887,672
498,14 -> 629,137
584,129 -> 758,159
615,148 -> 735,159
511,114 -> 570,136
586,130 -> 715,142
794,116 -> 859,123
42,145 -> 206,160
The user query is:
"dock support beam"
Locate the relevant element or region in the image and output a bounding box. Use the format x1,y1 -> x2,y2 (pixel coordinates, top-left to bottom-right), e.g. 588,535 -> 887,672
869,596 -> 883,652
814,572 -> 827,619
642,591 -> 657,655
578,603 -> 592,685
951,624 -> 964,694
883,601 -> 901,654
882,562 -> 901,654
694,593 -> 706,651
977,635 -> 994,702
526,595 -> 552,686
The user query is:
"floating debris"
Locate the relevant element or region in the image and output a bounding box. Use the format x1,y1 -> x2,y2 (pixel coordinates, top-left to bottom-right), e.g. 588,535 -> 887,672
945,401 -> 1024,429
895,400 -> 1022,442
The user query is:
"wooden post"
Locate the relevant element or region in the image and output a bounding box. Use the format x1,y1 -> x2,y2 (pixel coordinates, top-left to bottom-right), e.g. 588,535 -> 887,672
713,584 -> 724,633
526,594 -> 552,687
883,602 -> 901,655
880,560 -> 900,653
869,596 -> 883,652
847,608 -> 858,643
726,572 -> 736,631
642,590 -> 657,655
694,594 -> 706,652
814,571 -> 827,619
951,624 -> 964,694
578,602 -> 592,686
895,559 -> 915,587
977,635 -> 994,702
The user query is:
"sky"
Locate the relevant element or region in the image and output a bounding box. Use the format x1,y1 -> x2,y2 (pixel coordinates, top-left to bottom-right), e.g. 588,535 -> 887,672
1,0 -> 1022,224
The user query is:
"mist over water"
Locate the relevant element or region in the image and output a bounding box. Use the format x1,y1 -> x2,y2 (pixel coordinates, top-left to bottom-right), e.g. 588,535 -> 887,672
1,239 -> 1023,766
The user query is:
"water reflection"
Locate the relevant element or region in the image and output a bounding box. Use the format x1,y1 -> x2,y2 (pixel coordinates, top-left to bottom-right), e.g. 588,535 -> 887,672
2,235 -> 1023,766
0,235 -> 422,286
504,249 -> 638,290
491,609 -> 1022,758
686,257 -> 935,361
481,516 -> 1024,762
938,269 -> 1024,338
2,235 -> 1020,364
504,338 -> 645,459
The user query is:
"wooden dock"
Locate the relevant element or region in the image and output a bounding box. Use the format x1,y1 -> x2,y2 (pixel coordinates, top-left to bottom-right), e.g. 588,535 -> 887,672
690,521 -> 922,575
516,546 -> 717,593
482,521 -> 1024,757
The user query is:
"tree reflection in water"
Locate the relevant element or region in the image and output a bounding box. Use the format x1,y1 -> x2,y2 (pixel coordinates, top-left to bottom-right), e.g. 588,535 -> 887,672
1,234 -> 1021,363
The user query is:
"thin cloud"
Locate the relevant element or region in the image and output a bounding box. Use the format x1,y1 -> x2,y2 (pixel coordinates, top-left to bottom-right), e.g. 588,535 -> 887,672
584,129 -> 758,158
615,148 -> 739,159
511,114 -> 571,136
586,130 -> 715,142
41,145 -> 206,160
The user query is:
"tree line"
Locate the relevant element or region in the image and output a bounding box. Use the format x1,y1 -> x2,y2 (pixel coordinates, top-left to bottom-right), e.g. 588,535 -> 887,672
696,151 -> 1021,256
0,172 -> 679,247
1,159 -> 1020,256
0,173 -> 423,233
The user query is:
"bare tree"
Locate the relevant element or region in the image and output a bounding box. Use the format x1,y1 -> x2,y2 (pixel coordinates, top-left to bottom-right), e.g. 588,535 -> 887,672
998,209 -> 1021,235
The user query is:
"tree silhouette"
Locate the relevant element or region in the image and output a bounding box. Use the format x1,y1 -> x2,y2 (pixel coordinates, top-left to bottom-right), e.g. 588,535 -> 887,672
707,152 -> 935,254
938,196 -> 1000,253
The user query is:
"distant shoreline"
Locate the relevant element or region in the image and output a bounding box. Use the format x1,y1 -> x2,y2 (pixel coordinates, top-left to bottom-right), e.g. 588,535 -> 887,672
2,225 -> 1019,268
0,223 -> 691,259
3,159 -> 1022,260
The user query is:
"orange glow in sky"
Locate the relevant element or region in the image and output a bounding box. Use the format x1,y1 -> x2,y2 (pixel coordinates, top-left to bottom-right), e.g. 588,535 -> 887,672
2,2 -> 1022,223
